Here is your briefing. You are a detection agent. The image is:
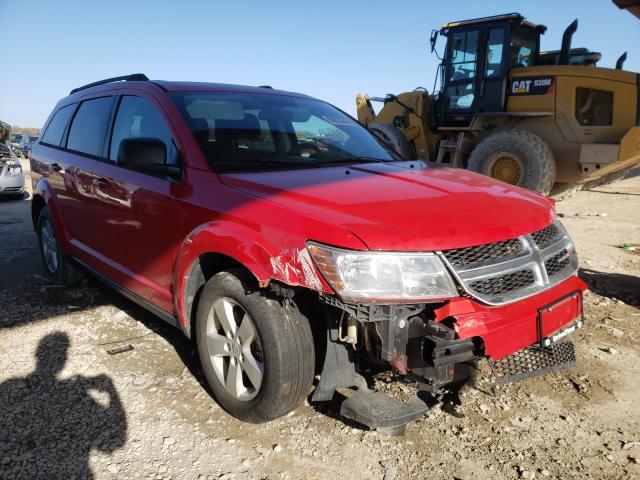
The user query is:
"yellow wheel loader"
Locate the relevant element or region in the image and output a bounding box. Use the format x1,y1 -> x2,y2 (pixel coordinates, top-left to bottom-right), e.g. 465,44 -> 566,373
356,13 -> 640,197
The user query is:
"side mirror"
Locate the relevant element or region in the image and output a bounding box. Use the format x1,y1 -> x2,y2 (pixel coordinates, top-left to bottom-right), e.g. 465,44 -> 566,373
429,29 -> 439,53
118,138 -> 181,179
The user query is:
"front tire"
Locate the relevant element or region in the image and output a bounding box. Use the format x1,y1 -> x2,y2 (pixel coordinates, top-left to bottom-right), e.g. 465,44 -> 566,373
468,129 -> 556,195
368,123 -> 414,159
196,270 -> 315,423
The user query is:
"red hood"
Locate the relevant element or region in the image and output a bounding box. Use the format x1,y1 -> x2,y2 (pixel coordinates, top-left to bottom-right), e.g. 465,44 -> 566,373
219,162 -> 555,251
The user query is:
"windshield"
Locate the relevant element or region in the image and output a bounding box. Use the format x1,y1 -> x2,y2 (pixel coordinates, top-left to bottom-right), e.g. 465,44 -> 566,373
510,28 -> 537,68
11,134 -> 23,142
170,91 -> 399,172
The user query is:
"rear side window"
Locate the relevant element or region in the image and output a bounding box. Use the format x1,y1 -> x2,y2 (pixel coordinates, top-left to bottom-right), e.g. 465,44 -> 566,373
575,88 -> 613,126
41,104 -> 76,147
66,97 -> 114,157
109,96 -> 177,164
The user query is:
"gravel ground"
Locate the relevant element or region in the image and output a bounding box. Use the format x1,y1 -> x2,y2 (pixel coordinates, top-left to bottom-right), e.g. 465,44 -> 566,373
0,162 -> 639,480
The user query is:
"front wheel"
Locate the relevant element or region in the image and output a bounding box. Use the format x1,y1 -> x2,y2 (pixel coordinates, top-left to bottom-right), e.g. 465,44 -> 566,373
196,270 -> 315,423
468,129 -> 556,195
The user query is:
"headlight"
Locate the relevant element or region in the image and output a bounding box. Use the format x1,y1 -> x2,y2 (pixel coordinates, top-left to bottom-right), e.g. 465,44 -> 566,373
307,242 -> 458,303
8,164 -> 22,176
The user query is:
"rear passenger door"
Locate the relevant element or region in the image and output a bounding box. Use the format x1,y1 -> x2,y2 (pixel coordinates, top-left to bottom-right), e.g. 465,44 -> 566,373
36,97 -> 114,257
89,93 -> 185,313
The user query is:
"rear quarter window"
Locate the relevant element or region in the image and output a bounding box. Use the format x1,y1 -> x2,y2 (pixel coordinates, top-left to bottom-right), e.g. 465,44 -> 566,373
41,104 -> 76,147
66,96 -> 114,157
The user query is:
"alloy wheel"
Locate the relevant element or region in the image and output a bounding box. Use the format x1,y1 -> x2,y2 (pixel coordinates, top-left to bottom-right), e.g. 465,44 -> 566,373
205,297 -> 264,401
40,217 -> 59,274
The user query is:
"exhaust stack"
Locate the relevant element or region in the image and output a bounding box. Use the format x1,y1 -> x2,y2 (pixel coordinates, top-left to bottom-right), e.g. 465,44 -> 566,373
558,19 -> 578,65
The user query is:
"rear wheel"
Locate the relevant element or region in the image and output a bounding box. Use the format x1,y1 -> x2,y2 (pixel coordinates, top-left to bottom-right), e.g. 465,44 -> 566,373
36,207 -> 83,285
196,270 -> 315,422
468,129 -> 556,195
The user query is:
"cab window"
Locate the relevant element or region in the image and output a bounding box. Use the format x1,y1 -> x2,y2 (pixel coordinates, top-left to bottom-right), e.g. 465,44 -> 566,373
485,28 -> 505,77
446,29 -> 479,110
448,30 -> 479,81
510,28 -> 537,68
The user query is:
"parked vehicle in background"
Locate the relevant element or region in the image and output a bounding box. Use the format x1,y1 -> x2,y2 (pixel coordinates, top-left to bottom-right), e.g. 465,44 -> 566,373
0,143 -> 25,198
24,136 -> 38,157
9,134 -> 38,158
29,74 -> 587,433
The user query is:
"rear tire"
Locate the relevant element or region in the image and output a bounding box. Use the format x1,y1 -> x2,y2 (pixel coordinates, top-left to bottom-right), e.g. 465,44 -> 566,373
468,129 -> 556,195
196,269 -> 315,423
36,207 -> 83,285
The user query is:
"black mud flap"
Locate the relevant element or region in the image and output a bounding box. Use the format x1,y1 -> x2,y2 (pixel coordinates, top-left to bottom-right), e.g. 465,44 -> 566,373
489,340 -> 576,385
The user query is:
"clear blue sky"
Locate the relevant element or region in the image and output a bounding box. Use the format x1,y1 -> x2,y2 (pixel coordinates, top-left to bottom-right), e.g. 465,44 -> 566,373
1,0 -> 639,127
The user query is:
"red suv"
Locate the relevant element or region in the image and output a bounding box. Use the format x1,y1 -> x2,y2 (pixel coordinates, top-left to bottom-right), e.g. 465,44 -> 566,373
30,74 -> 586,431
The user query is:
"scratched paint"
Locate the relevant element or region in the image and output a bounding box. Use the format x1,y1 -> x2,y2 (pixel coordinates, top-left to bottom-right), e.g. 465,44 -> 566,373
270,247 -> 323,290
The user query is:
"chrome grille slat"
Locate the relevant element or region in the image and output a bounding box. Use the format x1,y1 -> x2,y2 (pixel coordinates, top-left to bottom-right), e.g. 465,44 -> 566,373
531,223 -> 561,249
440,221 -> 578,305
445,238 -> 526,269
544,248 -> 572,277
470,269 -> 536,296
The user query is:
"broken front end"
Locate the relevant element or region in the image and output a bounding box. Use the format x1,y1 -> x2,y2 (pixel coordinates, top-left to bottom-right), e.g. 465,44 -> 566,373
306,221 -> 587,433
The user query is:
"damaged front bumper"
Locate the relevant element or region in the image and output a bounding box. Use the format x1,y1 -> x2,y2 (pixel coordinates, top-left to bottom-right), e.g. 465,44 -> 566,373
312,274 -> 587,433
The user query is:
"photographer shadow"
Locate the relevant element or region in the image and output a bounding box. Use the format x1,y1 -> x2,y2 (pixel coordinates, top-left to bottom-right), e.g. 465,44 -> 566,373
0,332 -> 127,479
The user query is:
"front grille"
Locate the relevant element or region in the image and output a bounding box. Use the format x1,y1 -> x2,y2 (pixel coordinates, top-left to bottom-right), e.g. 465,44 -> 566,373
469,269 -> 535,296
531,223 -> 561,249
544,249 -> 571,277
441,221 -> 577,305
444,238 -> 525,269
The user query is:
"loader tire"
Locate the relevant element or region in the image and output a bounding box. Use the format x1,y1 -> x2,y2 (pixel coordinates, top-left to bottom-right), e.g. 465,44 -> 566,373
468,129 -> 556,195
368,123 -> 414,160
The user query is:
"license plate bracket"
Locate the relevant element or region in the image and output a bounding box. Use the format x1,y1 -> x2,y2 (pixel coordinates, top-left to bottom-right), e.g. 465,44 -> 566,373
537,290 -> 584,348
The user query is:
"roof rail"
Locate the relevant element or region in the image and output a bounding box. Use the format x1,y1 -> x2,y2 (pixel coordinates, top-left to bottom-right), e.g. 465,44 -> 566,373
258,85 -> 273,89
69,73 -> 149,95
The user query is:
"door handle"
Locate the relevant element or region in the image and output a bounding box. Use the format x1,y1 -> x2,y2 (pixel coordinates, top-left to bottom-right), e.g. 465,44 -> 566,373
51,162 -> 62,172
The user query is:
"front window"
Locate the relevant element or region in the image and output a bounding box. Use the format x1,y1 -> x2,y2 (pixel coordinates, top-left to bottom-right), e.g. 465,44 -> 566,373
170,92 -> 399,171
445,30 -> 479,110
510,28 -> 537,68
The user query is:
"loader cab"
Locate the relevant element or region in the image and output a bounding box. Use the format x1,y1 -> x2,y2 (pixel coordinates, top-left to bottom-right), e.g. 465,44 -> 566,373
435,13 -> 546,127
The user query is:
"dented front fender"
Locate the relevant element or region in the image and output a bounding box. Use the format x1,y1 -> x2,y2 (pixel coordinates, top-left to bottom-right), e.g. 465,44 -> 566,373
172,220 -> 339,330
